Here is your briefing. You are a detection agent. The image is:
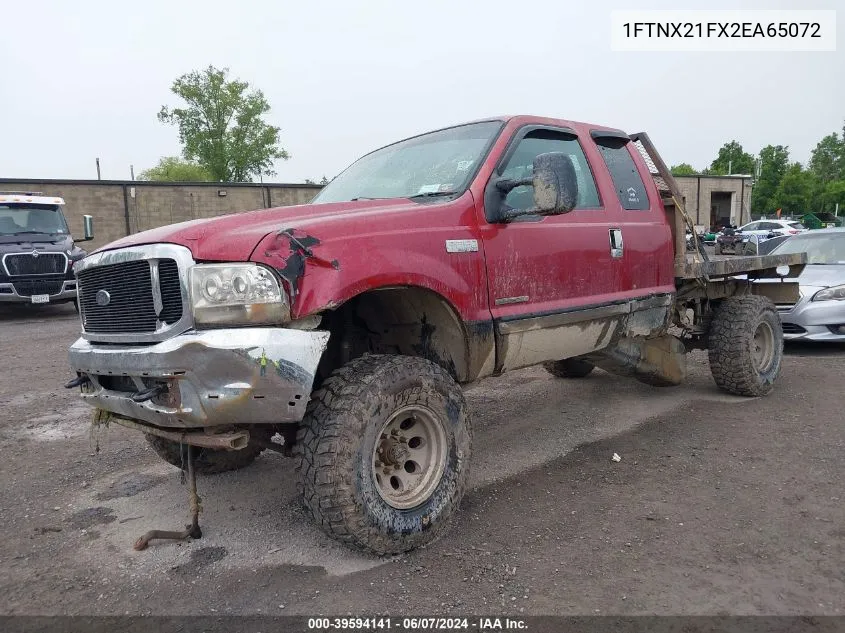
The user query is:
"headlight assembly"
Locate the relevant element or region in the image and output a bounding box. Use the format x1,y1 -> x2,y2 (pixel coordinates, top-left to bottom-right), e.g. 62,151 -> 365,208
189,263 -> 290,325
812,285 -> 845,302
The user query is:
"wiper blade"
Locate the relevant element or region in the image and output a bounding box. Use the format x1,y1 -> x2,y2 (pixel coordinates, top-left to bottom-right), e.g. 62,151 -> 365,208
407,191 -> 458,199
11,231 -> 53,235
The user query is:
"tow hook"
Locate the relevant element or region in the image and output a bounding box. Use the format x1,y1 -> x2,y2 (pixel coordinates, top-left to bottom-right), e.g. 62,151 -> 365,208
64,374 -> 90,389
131,384 -> 167,403
133,444 -> 203,550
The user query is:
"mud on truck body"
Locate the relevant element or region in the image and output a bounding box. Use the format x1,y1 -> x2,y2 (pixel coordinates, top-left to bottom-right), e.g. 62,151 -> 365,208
67,116 -> 805,554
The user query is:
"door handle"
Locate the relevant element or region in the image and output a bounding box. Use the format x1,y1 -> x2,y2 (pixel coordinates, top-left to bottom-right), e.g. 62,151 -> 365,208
609,228 -> 623,258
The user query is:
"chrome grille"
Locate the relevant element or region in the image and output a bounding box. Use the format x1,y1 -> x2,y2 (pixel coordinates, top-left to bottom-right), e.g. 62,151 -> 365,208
13,278 -> 64,296
78,259 -> 183,333
157,259 -> 183,324
4,252 -> 67,276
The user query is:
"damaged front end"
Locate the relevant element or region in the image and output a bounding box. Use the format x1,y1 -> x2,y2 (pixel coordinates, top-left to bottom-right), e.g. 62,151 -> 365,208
67,242 -> 331,437
69,327 -> 329,430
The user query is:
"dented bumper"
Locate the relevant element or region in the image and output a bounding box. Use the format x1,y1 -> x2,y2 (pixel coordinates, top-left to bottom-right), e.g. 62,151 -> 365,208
68,328 -> 330,429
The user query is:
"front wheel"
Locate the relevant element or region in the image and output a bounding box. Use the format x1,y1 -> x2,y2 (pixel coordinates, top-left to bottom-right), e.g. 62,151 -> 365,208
296,355 -> 471,555
708,295 -> 783,397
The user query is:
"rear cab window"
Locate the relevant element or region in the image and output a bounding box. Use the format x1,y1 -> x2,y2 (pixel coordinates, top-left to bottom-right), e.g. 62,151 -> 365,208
592,132 -> 650,210
788,222 -> 806,230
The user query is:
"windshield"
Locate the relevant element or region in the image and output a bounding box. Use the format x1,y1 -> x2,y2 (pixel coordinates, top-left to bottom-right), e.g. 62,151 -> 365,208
0,204 -> 69,236
313,121 -> 503,203
770,232 -> 845,264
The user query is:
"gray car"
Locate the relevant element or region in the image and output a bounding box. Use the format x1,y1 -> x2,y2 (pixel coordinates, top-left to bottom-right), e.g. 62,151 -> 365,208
767,229 -> 845,341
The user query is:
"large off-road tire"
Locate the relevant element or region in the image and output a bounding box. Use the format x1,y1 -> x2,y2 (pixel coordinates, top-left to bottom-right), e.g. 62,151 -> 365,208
296,354 -> 472,555
145,432 -> 267,475
543,358 -> 595,378
708,295 -> 783,397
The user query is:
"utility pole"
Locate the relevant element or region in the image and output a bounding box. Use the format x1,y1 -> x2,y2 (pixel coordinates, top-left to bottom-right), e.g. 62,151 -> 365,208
728,159 -> 732,175
96,158 -> 101,180
130,165 -> 135,181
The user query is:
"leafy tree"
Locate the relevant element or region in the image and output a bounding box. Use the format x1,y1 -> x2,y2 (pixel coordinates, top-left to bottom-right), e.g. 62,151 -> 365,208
670,163 -> 697,176
158,65 -> 289,182
750,145 -> 789,215
319,175 -> 330,185
772,163 -> 815,215
709,141 -> 756,175
138,156 -> 214,182
821,179 -> 845,214
808,131 -> 845,184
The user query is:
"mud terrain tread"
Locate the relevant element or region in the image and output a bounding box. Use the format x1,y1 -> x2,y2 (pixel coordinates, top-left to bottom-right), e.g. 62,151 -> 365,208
708,295 -> 783,397
543,358 -> 595,378
296,354 -> 471,555
145,433 -> 266,475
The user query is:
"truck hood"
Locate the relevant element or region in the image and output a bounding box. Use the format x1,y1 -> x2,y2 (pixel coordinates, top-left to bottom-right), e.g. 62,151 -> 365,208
0,233 -> 73,253
96,198 -> 428,261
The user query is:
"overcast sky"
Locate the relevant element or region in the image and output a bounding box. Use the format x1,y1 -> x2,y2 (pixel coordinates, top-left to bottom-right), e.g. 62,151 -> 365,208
1,0 -> 842,183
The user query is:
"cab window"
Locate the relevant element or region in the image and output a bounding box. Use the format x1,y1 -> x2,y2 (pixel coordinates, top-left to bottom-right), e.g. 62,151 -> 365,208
498,130 -> 601,212
594,138 -> 650,210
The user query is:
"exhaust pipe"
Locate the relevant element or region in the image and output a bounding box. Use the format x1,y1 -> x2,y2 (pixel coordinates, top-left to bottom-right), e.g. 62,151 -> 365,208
111,417 -> 250,450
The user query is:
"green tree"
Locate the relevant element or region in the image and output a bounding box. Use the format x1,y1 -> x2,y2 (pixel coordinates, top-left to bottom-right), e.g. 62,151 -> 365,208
821,179 -> 845,214
158,65 -> 289,182
137,156 -> 214,182
750,145 -> 789,215
709,141 -> 756,175
670,163 -> 697,176
772,163 -> 815,215
808,130 -> 845,184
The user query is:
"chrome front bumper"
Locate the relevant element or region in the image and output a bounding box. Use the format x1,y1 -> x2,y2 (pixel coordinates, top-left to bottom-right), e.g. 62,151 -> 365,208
0,280 -> 77,303
68,327 -> 330,428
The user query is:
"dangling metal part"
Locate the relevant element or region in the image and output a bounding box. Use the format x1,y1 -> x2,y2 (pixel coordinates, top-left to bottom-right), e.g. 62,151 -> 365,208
133,444 -> 203,550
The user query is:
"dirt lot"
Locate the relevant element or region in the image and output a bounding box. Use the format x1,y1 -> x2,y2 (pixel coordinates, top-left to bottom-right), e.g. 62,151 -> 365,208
0,303 -> 843,617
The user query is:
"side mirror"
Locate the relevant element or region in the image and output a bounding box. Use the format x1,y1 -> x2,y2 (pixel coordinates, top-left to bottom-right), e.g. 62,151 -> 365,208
81,215 -> 94,241
495,152 -> 579,222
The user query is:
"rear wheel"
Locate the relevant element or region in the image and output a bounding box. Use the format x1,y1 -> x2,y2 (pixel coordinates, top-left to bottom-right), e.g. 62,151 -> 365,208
708,296 -> 783,397
296,355 -> 471,555
543,358 -> 595,378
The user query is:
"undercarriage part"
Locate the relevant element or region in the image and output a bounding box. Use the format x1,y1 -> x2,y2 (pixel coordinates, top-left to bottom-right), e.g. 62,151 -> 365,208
593,334 -> 687,387
133,444 -> 202,550
112,417 -> 249,450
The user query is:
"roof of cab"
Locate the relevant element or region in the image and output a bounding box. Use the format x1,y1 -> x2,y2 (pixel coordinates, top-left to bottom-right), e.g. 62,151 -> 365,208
0,193 -> 65,206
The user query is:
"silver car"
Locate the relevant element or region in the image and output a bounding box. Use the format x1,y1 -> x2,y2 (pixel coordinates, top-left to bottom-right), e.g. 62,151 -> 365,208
767,229 -> 845,341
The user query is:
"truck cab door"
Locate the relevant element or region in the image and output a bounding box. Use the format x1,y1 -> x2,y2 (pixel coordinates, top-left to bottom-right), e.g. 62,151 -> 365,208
589,131 -> 675,303
477,126 -> 628,372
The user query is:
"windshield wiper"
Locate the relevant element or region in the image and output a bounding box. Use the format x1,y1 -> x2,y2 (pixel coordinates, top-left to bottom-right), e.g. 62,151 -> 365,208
407,191 -> 458,199
10,231 -> 56,235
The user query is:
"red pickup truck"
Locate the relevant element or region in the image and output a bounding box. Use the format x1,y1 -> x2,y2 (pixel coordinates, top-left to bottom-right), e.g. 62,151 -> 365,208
67,115 -> 805,555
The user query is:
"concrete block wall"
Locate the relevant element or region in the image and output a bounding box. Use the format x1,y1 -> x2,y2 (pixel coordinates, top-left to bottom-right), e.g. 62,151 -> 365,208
674,175 -> 753,228
0,180 -> 321,251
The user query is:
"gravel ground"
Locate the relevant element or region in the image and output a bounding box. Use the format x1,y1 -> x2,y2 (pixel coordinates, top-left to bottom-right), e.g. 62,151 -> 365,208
0,302 -> 843,616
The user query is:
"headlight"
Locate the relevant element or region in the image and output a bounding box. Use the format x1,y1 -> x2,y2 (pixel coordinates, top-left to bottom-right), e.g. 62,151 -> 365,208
190,263 -> 290,325
812,285 -> 845,302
